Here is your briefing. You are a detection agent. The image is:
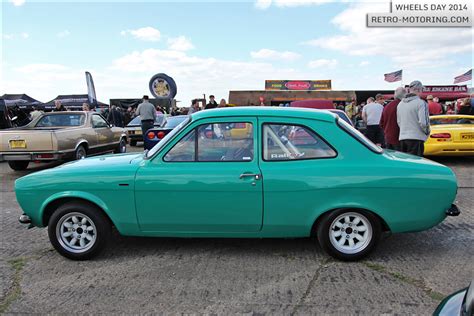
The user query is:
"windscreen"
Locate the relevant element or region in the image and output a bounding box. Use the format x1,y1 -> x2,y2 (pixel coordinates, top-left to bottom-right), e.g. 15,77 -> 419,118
36,114 -> 85,127
164,116 -> 188,129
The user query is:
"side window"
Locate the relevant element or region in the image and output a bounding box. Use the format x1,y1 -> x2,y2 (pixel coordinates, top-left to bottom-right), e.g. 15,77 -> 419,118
197,122 -> 253,162
263,123 -> 336,161
163,130 -> 195,162
92,115 -> 108,128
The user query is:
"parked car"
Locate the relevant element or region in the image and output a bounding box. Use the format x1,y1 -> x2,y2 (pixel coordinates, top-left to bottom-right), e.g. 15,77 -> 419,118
144,115 -> 189,150
424,115 -> 474,156
15,107 -> 460,260
434,280 -> 473,316
125,114 -> 166,146
1,111 -> 127,171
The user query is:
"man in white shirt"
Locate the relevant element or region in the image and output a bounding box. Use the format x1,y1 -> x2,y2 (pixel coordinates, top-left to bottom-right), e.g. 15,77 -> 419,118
362,95 -> 384,146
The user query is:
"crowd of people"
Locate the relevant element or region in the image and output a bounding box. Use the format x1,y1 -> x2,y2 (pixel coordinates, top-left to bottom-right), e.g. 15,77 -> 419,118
352,80 -> 473,157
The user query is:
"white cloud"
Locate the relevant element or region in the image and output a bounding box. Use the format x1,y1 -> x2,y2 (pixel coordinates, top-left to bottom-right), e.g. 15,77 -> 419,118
255,0 -> 343,9
3,34 -> 14,40
167,36 -> 194,51
9,0 -> 25,6
359,61 -> 370,67
308,58 -> 337,68
303,2 -> 473,69
3,33 -> 28,40
16,64 -> 70,73
121,27 -> 161,42
250,48 -> 300,61
57,30 -> 70,38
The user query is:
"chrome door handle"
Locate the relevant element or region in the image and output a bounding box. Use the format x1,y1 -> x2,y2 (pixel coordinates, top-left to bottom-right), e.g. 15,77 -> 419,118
239,173 -> 261,180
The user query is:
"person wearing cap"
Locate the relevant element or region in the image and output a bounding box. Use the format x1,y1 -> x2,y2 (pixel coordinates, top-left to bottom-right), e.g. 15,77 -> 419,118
397,80 -> 430,156
380,87 -> 406,151
136,95 -> 156,146
427,95 -> 442,115
362,96 -> 384,146
205,95 -> 218,109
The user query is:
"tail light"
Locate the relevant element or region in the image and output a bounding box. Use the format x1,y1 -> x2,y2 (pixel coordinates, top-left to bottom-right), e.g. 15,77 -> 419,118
234,123 -> 246,128
205,131 -> 213,138
37,154 -> 54,159
157,131 -> 166,139
147,132 -> 155,140
430,133 -> 451,138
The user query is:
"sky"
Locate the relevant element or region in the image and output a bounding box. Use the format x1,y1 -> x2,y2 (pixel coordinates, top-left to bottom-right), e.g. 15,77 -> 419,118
1,0 -> 473,105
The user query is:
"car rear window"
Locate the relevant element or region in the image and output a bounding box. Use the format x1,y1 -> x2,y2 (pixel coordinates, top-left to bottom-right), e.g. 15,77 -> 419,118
36,114 -> 85,127
128,114 -> 165,126
337,118 -> 383,154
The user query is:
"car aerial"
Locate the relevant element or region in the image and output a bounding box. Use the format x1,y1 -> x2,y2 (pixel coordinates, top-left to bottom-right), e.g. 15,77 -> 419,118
424,115 -> 474,156
15,107 -> 460,261
125,113 -> 166,146
144,115 -> 189,150
0,111 -> 127,171
434,280 -> 473,316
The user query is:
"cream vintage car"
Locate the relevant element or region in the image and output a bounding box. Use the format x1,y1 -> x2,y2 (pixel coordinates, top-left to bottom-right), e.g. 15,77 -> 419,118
0,111 -> 127,171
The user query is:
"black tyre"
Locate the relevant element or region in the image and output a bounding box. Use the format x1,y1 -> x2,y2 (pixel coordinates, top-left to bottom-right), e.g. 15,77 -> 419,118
149,73 -> 177,99
317,209 -> 381,261
114,138 -> 127,154
130,140 -> 137,147
8,161 -> 29,171
48,202 -> 111,260
75,145 -> 87,160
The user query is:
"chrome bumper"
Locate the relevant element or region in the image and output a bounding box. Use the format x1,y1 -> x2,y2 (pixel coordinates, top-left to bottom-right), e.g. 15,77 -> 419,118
19,214 -> 32,224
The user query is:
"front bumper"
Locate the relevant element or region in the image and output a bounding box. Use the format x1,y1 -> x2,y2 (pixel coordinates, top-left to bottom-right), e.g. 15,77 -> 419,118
0,152 -> 64,162
446,204 -> 461,216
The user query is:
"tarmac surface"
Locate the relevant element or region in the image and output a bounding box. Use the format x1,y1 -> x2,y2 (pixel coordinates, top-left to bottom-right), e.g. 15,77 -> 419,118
1,145 -> 473,314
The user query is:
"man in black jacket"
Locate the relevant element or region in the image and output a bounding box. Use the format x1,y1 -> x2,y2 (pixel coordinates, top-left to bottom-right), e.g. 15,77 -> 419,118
107,105 -> 124,127
205,95 -> 218,109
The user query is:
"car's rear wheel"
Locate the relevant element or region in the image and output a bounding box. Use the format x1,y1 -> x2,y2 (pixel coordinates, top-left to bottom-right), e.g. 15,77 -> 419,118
317,209 -> 381,261
75,145 -> 87,160
115,138 -> 127,154
130,140 -> 137,147
8,161 -> 29,171
48,202 -> 111,260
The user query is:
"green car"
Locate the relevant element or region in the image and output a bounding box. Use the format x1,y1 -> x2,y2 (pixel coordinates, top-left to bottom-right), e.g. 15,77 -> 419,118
15,107 -> 460,261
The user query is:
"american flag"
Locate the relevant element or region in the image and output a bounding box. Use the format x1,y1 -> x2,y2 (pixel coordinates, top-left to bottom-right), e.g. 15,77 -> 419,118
453,69 -> 472,84
384,69 -> 402,82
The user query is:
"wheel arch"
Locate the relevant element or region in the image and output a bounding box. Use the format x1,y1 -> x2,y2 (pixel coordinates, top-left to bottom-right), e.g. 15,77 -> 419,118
75,140 -> 89,152
41,192 -> 114,228
310,207 -> 391,237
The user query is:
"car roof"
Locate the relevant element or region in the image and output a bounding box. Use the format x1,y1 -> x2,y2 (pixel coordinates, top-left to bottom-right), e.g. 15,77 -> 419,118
191,106 -> 337,122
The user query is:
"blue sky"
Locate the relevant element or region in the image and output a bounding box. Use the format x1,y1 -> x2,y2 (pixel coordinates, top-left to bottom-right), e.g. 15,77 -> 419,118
1,0 -> 472,104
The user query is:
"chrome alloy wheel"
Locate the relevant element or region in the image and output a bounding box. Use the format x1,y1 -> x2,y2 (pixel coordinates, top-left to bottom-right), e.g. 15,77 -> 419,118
329,212 -> 373,255
56,212 -> 97,253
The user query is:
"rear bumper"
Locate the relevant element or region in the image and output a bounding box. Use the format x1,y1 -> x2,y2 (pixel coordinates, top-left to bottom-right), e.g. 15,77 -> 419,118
424,143 -> 474,156
0,152 -> 64,162
446,204 -> 460,216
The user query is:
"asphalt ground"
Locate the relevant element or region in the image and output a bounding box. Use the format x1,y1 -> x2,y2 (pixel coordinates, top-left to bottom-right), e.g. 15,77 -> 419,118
1,145 -> 473,314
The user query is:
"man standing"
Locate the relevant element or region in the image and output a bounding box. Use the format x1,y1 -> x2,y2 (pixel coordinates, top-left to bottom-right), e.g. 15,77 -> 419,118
380,87 -> 406,151
205,95 -> 218,109
107,105 -> 124,127
188,99 -> 199,114
136,95 -> 156,145
53,100 -> 66,112
427,95 -> 442,115
397,80 -> 430,157
362,96 -> 384,146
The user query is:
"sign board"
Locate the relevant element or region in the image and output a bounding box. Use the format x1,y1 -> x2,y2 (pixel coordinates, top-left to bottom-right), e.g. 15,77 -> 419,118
265,80 -> 332,91
422,85 -> 468,93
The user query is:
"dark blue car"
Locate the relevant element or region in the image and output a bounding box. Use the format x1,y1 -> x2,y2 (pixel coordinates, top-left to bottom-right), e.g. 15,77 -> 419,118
144,115 -> 189,150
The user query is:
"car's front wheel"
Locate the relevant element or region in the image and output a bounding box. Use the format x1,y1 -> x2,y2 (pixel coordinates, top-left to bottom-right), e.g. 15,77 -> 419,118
317,209 -> 381,261
48,202 -> 111,260
8,161 -> 29,171
114,138 -> 127,154
75,145 -> 87,160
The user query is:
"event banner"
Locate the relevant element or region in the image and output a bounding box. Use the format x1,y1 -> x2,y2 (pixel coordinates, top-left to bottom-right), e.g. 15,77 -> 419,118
422,85 -> 468,93
265,80 -> 332,91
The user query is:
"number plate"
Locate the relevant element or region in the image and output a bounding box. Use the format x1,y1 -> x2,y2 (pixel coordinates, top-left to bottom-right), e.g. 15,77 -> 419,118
461,133 -> 474,140
9,140 -> 27,149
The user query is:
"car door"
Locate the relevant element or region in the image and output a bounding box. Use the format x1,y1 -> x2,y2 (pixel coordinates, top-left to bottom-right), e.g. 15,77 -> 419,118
134,117 -> 263,233
257,117 -> 340,234
91,114 -> 115,153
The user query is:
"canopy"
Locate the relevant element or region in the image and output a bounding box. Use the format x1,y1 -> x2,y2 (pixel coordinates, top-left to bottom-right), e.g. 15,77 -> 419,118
44,94 -> 109,110
0,94 -> 43,110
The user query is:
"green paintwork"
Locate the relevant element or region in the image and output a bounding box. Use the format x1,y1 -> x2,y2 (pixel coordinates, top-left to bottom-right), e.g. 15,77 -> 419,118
15,107 -> 458,238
